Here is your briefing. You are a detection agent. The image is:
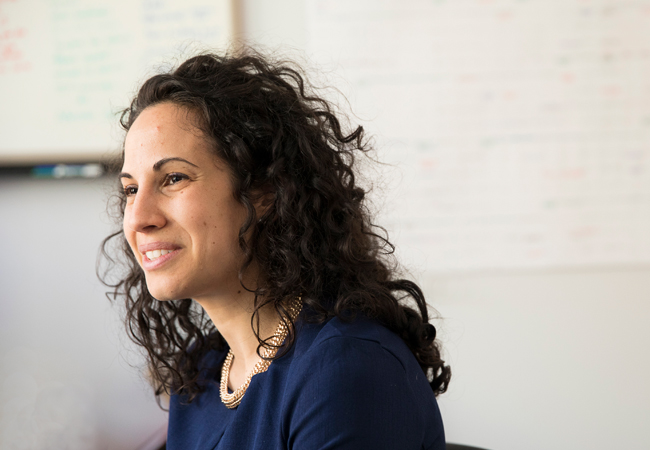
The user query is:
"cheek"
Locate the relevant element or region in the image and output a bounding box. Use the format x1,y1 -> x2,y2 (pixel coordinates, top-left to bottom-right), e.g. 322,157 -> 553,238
205,215 -> 243,255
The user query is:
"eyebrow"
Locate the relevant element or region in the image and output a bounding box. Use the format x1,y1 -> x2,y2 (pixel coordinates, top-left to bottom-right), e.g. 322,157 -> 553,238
118,157 -> 199,180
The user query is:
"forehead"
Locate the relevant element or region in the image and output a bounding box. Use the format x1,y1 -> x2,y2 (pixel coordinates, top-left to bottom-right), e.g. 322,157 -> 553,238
122,103 -> 211,169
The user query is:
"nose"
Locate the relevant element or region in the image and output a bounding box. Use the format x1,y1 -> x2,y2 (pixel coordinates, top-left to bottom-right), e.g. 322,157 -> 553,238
123,186 -> 167,233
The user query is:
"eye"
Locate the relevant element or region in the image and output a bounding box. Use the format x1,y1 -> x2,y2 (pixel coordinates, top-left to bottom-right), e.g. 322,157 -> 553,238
123,185 -> 138,196
164,172 -> 189,186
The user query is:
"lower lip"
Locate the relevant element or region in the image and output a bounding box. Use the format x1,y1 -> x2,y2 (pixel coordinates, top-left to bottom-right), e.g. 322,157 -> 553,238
142,249 -> 180,271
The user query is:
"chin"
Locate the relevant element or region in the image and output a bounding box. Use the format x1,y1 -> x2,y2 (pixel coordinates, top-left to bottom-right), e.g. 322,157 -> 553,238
145,278 -> 187,302
147,288 -> 176,301
150,294 -> 176,302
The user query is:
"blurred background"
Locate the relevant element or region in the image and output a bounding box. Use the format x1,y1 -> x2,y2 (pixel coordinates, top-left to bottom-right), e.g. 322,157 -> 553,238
1,0 -> 650,449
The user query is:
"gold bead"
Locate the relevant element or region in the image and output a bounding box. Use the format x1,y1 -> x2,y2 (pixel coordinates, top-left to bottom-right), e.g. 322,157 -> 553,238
220,297 -> 303,409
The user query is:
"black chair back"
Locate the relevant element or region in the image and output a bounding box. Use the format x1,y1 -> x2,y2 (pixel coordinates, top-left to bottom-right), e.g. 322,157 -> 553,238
447,443 -> 490,450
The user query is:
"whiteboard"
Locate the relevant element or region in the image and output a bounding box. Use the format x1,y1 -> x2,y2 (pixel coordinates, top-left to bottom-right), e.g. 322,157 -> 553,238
0,0 -> 234,164
306,0 -> 650,272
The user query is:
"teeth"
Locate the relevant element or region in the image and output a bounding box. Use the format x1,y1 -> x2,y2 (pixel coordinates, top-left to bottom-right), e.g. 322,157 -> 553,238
145,249 -> 172,260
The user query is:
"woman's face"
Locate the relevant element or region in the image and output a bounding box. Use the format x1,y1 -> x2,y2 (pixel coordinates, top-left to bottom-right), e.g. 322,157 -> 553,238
120,102 -> 248,302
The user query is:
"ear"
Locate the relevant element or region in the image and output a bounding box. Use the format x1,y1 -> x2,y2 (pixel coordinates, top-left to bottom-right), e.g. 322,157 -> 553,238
252,188 -> 275,220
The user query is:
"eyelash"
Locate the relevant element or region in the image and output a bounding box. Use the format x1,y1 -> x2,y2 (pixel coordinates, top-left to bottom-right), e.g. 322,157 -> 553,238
123,173 -> 189,197
124,185 -> 138,197
164,172 -> 189,186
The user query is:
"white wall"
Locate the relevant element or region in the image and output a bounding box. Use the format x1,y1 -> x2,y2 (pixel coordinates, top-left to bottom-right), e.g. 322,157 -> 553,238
237,0 -> 307,50
428,269 -> 650,449
1,1 -> 649,449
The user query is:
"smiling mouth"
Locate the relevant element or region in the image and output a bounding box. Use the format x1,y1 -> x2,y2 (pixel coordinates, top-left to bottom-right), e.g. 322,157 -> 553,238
145,249 -> 174,261
140,248 -> 181,270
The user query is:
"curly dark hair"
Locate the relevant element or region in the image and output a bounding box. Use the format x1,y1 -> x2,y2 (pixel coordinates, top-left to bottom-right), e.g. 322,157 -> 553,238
99,50 -> 451,403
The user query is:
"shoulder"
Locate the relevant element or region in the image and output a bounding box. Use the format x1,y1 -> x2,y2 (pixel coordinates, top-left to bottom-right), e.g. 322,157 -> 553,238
292,314 -> 418,377
280,314 -> 445,449
288,315 -> 434,407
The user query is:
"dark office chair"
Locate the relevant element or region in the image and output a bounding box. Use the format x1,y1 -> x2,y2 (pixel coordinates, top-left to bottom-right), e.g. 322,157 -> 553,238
447,444 -> 490,450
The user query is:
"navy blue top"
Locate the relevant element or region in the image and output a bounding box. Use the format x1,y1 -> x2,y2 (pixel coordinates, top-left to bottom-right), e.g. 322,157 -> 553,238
168,313 -> 445,450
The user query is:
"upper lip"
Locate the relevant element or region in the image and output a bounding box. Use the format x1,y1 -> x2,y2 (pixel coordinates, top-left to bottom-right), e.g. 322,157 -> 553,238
138,241 -> 181,254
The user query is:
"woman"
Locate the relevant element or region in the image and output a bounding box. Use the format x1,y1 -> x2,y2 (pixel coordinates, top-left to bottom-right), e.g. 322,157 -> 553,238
101,50 -> 450,449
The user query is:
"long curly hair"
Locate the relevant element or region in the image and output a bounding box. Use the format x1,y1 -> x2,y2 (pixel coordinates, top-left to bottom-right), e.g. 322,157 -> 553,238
99,50 -> 451,403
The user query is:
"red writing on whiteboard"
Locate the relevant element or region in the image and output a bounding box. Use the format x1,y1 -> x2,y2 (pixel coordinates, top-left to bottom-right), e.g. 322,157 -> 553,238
0,27 -> 25,40
1,42 -> 22,61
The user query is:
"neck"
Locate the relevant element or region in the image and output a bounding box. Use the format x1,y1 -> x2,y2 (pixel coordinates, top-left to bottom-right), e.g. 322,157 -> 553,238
194,289 -> 279,383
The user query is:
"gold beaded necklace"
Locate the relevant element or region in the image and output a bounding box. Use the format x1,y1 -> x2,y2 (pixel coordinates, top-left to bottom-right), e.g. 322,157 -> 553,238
220,297 -> 303,409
